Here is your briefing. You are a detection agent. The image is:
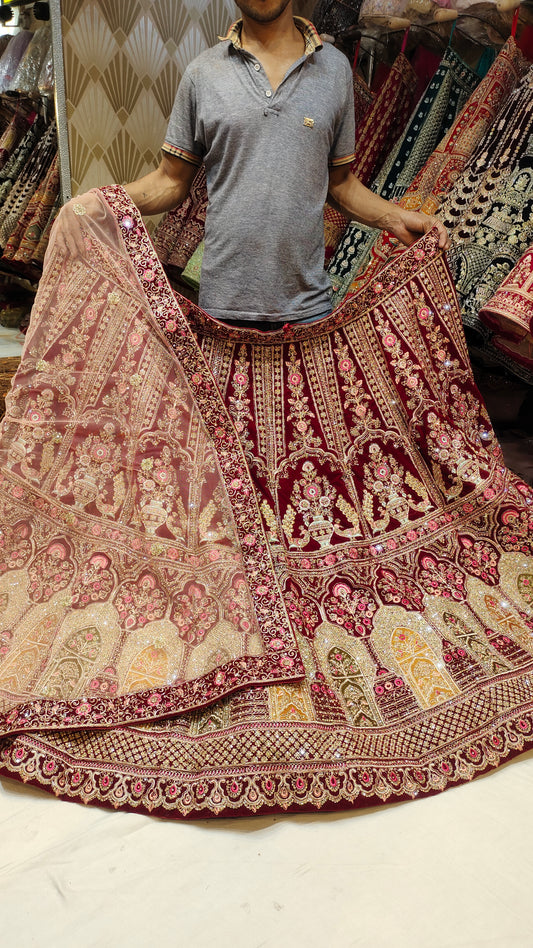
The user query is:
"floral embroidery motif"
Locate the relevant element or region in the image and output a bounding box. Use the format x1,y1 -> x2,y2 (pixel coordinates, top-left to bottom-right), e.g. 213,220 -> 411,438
1,187 -> 533,822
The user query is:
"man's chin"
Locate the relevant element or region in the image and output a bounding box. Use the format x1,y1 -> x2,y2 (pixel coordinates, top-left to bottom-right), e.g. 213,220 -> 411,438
236,0 -> 292,24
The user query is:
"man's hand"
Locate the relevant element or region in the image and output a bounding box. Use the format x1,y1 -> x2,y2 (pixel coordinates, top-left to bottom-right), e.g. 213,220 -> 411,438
379,207 -> 450,250
327,165 -> 450,251
49,189 -> 105,260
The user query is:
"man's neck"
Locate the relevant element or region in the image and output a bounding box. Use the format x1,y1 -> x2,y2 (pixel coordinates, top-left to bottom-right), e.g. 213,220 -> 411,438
240,6 -> 301,54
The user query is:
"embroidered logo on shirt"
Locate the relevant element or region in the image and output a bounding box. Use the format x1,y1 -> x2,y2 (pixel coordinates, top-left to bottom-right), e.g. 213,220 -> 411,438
303,117 -> 314,128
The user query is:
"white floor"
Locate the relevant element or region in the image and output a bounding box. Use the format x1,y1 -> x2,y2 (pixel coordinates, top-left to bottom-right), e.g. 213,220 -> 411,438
0,324 -> 25,358
2,750 -> 533,948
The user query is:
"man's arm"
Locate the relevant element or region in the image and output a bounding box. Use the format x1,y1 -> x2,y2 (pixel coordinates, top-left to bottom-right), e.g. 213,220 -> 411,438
125,152 -> 198,216
327,165 -> 450,250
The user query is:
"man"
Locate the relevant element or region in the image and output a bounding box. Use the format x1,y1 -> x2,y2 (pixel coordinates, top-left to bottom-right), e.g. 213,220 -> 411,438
125,0 -> 449,328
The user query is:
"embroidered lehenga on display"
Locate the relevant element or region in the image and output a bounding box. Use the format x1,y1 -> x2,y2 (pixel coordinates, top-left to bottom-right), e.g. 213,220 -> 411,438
323,53 -> 417,262
480,248 -> 533,372
339,37 -> 529,299
1,187 -> 533,820
435,67 -> 533,382
329,45 -> 481,305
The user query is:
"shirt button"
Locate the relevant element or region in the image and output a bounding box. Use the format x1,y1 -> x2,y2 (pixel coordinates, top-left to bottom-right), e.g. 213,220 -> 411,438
254,63 -> 260,71
265,89 -> 272,97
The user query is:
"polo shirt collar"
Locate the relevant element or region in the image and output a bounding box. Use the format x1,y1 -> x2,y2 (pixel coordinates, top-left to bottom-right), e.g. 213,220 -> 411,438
221,17 -> 322,55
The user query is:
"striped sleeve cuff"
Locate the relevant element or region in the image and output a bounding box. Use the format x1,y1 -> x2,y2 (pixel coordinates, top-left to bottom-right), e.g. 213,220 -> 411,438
329,153 -> 356,168
162,143 -> 202,166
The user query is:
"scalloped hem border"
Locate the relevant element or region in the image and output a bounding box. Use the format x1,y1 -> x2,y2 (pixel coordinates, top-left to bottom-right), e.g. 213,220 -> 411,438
2,711 -> 533,820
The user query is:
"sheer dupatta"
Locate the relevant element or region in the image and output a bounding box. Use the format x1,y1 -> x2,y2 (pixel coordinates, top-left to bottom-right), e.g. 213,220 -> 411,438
0,188 -> 302,736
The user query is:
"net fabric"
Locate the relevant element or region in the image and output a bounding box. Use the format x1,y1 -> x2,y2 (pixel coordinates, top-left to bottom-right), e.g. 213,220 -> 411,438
0,188 -> 302,735
1,188 -> 533,820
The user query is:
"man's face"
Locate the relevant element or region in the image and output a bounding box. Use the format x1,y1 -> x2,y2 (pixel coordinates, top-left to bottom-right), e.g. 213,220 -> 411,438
235,0 -> 293,24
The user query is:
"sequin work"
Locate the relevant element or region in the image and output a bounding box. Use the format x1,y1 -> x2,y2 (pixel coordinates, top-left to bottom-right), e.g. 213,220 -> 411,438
0,187 -> 533,820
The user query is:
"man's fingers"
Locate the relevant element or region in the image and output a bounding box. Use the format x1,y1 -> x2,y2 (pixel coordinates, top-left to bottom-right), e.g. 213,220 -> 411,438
428,216 -> 450,250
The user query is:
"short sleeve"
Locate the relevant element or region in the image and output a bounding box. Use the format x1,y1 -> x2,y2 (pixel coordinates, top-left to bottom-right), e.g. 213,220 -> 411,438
329,59 -> 356,168
162,68 -> 204,166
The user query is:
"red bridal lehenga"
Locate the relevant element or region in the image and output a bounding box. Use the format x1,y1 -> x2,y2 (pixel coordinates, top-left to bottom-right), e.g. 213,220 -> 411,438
1,186 -> 533,819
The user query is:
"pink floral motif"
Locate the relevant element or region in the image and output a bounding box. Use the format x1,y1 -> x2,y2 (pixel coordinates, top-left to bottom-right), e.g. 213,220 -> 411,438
28,540 -> 75,603
114,572 -> 168,631
284,581 -> 320,640
324,580 -> 378,637
170,580 -> 219,645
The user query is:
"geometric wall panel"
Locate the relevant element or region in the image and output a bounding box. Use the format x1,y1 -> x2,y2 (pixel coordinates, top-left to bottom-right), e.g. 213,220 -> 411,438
201,0 -> 239,45
100,51 -> 143,119
123,17 -> 169,81
175,25 -> 209,75
152,58 -> 181,120
73,84 -> 122,151
125,91 -> 167,160
63,0 -> 232,198
99,0 -> 143,39
62,42 -> 92,112
104,129 -> 145,184
66,2 -> 115,74
150,0 -> 191,49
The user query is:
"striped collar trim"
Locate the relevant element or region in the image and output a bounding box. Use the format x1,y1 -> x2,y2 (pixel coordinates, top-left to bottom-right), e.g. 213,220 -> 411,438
220,17 -> 322,55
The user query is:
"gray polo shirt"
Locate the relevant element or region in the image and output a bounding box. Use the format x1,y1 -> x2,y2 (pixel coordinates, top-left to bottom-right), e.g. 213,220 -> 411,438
163,18 -> 355,324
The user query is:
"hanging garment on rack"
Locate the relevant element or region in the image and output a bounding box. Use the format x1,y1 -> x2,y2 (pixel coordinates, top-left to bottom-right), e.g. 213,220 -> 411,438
329,46 -> 480,304
359,0 -> 410,18
353,70 -> 375,123
343,36 -> 530,297
0,114 -> 43,206
398,36 -> 529,217
30,192 -> 60,269
2,153 -> 59,272
9,24 -> 52,95
480,247 -> 533,373
312,0 -> 365,34
436,67 -> 533,382
353,52 -> 419,185
0,99 -> 37,169
0,31 -> 32,93
324,52 -> 417,261
1,187 -> 533,820
410,44 -> 443,103
0,36 -> 12,60
37,37 -> 54,97
0,120 -> 56,249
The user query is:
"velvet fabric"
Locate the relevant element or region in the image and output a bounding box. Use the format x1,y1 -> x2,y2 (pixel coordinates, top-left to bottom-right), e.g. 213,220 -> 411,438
437,67 -> 533,383
323,53 -> 417,262
344,37 -> 530,297
329,45 -> 480,305
480,248 -> 533,372
1,188 -> 533,820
